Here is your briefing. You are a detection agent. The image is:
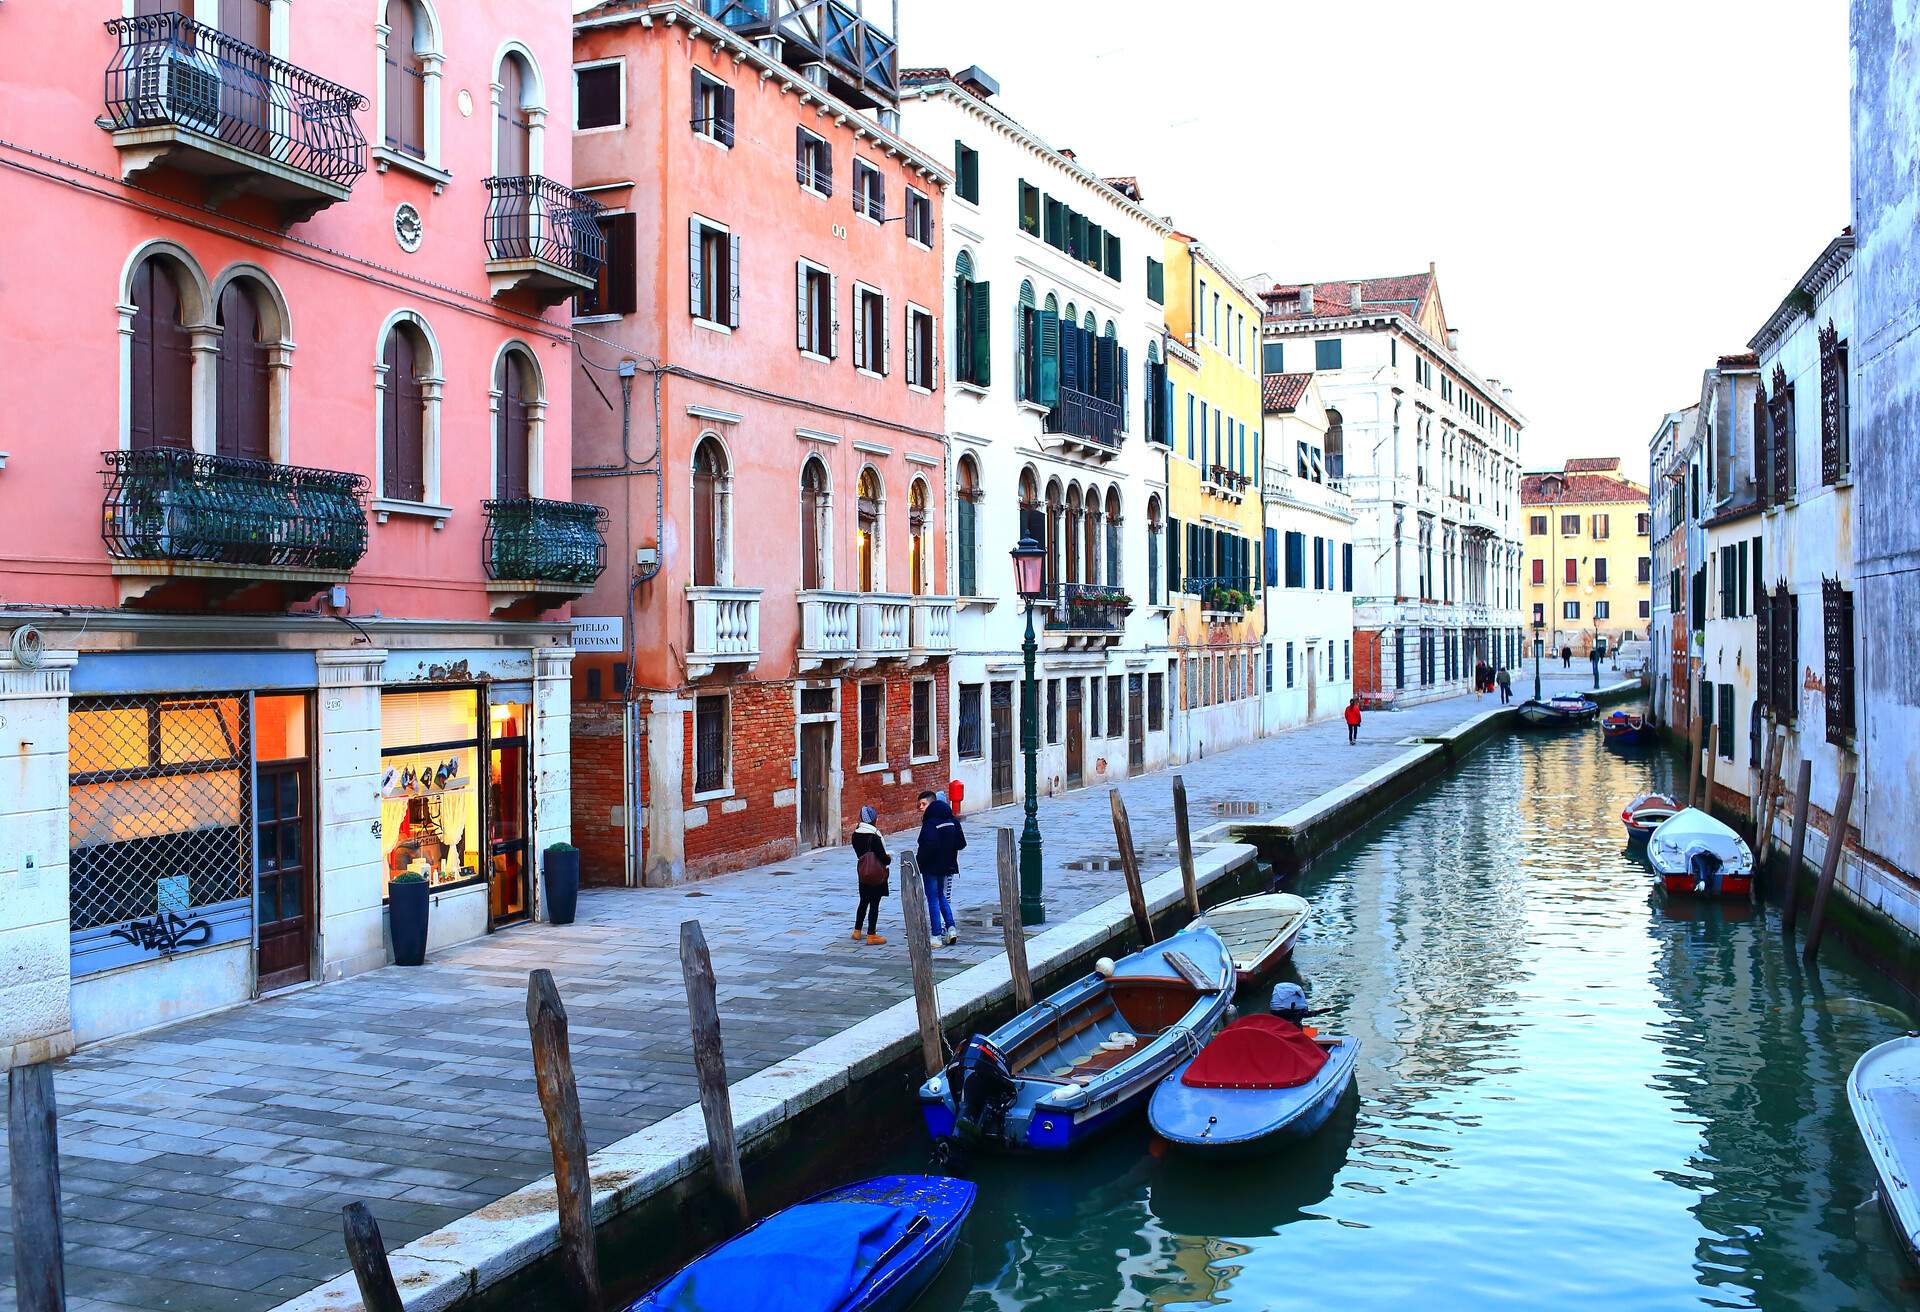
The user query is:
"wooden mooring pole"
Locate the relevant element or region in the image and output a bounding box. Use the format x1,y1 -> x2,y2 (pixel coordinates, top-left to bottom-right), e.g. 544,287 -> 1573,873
1701,722 -> 1719,819
1751,728 -> 1782,903
898,852 -> 945,1079
341,1202 -> 405,1312
9,1061 -> 66,1312
1781,760 -> 1815,936
1802,769 -> 1858,965
526,969 -> 604,1311
678,922 -> 750,1232
1109,790 -> 1155,946
1171,775 -> 1202,920
1686,709 -> 1704,809
995,828 -> 1033,1012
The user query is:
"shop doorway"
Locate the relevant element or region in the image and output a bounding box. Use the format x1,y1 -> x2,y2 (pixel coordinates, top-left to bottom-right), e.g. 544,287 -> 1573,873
488,697 -> 531,928
254,694 -> 313,992
799,722 -> 834,849
989,682 -> 1014,806
1128,674 -> 1145,775
1065,679 -> 1083,787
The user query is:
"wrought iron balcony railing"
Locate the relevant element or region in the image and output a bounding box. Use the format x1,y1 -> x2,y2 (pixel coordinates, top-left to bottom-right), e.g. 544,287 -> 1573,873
482,497 -> 608,586
483,176 -> 606,280
1045,581 -> 1132,634
103,12 -> 367,192
1044,386 -> 1123,449
1187,574 -> 1254,616
1207,465 -> 1253,495
102,448 -> 369,572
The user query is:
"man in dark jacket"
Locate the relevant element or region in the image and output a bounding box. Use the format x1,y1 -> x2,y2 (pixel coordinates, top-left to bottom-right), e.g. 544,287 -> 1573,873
915,791 -> 965,946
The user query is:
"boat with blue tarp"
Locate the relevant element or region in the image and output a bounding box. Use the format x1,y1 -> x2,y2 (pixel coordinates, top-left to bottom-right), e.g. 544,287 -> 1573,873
1515,693 -> 1600,727
1602,709 -> 1656,746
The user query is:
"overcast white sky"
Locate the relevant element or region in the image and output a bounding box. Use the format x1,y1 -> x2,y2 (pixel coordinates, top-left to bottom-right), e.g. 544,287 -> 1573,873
892,0 -> 1850,476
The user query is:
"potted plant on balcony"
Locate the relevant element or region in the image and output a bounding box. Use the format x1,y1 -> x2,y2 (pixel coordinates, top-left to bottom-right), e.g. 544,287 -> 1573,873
388,870 -> 429,967
543,841 -> 581,925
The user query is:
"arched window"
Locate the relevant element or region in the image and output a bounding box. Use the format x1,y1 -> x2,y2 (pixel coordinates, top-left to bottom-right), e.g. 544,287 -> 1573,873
1065,484 -> 1083,585
383,0 -> 429,159
800,458 -> 830,590
1082,485 -> 1100,586
1016,280 -> 1036,401
1044,477 -> 1062,592
1146,495 -> 1162,605
955,455 -> 979,597
494,347 -> 539,499
1105,487 -> 1122,588
1325,407 -> 1345,481
692,436 -> 729,587
496,50 -> 534,176
379,320 -> 431,502
909,479 -> 931,596
857,468 -> 882,592
215,279 -> 272,462
129,255 -> 196,452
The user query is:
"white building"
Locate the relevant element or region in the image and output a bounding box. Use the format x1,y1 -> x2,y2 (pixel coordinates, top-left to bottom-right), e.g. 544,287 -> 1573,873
1647,403 -> 1698,727
1259,271 -> 1525,705
1259,372 -> 1356,731
1694,352 -> 1763,797
898,67 -> 1172,814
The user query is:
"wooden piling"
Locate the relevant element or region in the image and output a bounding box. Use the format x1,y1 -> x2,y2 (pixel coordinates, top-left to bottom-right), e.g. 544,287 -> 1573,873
678,922 -> 749,1232
1802,769 -> 1858,964
1701,721 -> 1719,819
995,828 -> 1033,1012
342,1202 -> 405,1312
1686,709 -> 1703,808
1109,790 -> 1155,947
1171,775 -> 1201,920
1751,729 -> 1782,902
897,852 -> 945,1078
9,1061 -> 65,1312
525,968 -> 604,1311
1781,760 -> 1814,935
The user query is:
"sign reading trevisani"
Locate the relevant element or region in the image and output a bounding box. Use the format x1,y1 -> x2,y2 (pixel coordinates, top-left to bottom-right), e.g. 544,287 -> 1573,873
571,616 -> 624,652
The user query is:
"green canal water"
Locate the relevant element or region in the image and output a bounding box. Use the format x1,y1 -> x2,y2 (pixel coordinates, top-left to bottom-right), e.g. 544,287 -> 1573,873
884,714 -> 1920,1311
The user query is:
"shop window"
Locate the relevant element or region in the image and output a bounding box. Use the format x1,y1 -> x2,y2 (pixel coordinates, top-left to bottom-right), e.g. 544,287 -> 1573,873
694,694 -> 729,795
859,682 -> 885,766
380,689 -> 484,893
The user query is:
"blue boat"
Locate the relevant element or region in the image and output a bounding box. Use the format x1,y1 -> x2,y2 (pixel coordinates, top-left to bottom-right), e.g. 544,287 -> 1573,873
1602,709 -> 1656,747
624,1174 -> 974,1312
919,926 -> 1233,1154
1148,987 -> 1358,1157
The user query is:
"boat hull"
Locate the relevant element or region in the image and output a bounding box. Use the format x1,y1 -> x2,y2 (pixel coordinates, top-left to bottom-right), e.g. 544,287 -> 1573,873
1149,1037 -> 1359,1158
1516,697 -> 1600,728
1849,1036 -> 1920,1267
1658,871 -> 1753,899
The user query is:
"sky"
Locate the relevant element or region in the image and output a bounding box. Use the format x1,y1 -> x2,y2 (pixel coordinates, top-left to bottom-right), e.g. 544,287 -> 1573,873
890,0 -> 1851,478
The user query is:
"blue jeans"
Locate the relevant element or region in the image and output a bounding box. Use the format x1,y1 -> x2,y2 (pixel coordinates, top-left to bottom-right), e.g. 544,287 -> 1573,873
923,872 -> 955,935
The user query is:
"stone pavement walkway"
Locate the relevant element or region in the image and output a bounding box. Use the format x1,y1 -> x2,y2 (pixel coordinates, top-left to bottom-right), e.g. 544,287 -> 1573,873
0,673 -> 1619,1312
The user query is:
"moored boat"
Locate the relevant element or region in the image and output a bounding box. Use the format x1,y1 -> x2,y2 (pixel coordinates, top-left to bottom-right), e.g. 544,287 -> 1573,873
1647,806 -> 1755,898
624,1174 -> 975,1312
1848,1036 -> 1920,1267
1149,985 -> 1358,1156
1602,709 -> 1656,746
918,925 -> 1233,1154
1515,694 -> 1601,727
1621,791 -> 1681,845
1200,891 -> 1310,988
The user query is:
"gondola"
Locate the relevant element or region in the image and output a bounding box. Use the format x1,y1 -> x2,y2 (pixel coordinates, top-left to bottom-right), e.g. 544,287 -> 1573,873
1646,806 -> 1754,898
1199,891 -> 1310,989
1849,1036 -> 1920,1268
624,1175 -> 975,1312
1514,693 -> 1601,727
919,925 -> 1232,1154
1601,709 -> 1656,746
1621,791 -> 1682,845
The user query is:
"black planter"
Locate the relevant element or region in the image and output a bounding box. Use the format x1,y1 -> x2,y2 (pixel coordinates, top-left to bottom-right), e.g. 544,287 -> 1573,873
389,879 -> 429,966
544,848 -> 580,925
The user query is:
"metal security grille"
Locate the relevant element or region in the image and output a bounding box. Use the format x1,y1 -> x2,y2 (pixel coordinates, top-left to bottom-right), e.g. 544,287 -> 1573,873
68,694 -> 252,935
694,695 -> 727,794
1824,578 -> 1856,747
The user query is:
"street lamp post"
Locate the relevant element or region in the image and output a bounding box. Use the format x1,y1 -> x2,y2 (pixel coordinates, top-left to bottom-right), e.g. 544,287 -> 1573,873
1010,534 -> 1049,925
1532,619 -> 1544,702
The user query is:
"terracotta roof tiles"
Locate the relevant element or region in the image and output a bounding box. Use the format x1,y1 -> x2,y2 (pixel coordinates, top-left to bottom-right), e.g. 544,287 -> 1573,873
1521,470 -> 1649,506
1262,372 -> 1312,414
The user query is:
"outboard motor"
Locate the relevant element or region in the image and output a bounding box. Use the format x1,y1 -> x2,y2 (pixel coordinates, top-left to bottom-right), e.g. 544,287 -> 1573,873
953,1036 -> 1017,1146
1270,983 -> 1312,1024
1689,848 -> 1723,896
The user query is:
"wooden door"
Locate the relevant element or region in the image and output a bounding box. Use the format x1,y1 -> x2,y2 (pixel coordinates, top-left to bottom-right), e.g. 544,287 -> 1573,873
497,55 -> 531,175
496,353 -> 531,500
130,259 -> 193,452
216,283 -> 270,462
488,706 -> 530,927
799,723 -> 833,848
217,0 -> 272,152
1065,679 -> 1083,786
255,761 -> 312,992
692,455 -> 718,586
990,682 -> 1014,806
1128,674 -> 1145,775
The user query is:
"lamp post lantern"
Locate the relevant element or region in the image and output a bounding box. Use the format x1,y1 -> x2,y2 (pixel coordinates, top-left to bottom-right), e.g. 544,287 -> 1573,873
1010,534 -> 1049,924
1532,617 -> 1545,702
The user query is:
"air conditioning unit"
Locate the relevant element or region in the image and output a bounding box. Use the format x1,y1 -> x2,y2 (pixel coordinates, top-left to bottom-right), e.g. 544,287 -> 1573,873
130,40 -> 222,135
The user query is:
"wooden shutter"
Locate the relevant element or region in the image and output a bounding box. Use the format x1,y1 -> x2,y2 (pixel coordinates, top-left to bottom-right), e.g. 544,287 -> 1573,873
904,308 -> 918,387
130,259 -> 193,452
971,280 -> 991,387
718,83 -> 736,143
1118,345 -> 1129,424
603,213 -> 637,316
496,353 -> 532,500
800,475 -> 821,590
953,275 -> 974,382
688,218 -> 705,318
384,0 -> 424,156
957,495 -> 976,595
577,65 -> 620,129
852,290 -> 867,368
692,452 -> 717,587
382,327 -> 425,502
830,274 -> 840,358
216,283 -> 270,462
1168,516 -> 1181,592
1059,322 -> 1081,395
881,294 -> 891,374
497,56 -> 531,175
727,233 -> 741,327
797,262 -> 810,351
1264,527 -> 1279,587
820,139 -> 833,196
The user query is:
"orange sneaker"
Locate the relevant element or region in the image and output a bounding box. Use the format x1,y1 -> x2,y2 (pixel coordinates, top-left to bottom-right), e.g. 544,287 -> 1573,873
865,933 -> 887,945
850,929 -> 862,941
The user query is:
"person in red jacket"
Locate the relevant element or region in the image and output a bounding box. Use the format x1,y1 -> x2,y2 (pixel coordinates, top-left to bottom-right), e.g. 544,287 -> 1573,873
1344,698 -> 1362,745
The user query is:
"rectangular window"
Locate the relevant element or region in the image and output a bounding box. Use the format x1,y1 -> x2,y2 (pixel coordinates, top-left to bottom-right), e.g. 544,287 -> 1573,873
1529,515 -> 1547,535
1046,678 -> 1059,744
1104,232 -> 1122,280
906,305 -> 935,389
689,217 -> 738,327
1286,642 -> 1295,687
1594,557 -> 1609,585
1088,677 -> 1102,738
1148,672 -> 1165,730
1315,338 -> 1343,370
694,694 -> 729,794
1719,683 -> 1735,759
1285,531 -> 1305,588
1824,580 -> 1856,745
1343,542 -> 1353,592
1313,535 -> 1326,589
852,158 -> 884,222
796,127 -> 833,195
576,62 -> 623,130
858,683 -> 884,766
1563,600 -> 1580,620
904,187 -> 932,247
1107,673 -> 1123,731
690,70 -> 734,146
1146,257 -> 1165,304
953,140 -> 980,203
1560,514 -> 1580,536
1266,643 -> 1275,692
1639,599 -> 1651,619
1596,600 -> 1611,621
1637,556 -> 1652,584
797,261 -> 835,357
1564,559 -> 1578,584
576,211 -> 637,318
1636,512 -> 1651,535
957,683 -> 983,759
1262,340 -> 1284,374
911,679 -> 934,759
1591,513 -> 1610,540
853,285 -> 888,373
1018,180 -> 1040,234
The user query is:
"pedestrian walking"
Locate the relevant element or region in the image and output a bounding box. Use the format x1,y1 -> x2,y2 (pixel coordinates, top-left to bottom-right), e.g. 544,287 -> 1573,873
1561,644 -> 1573,669
1474,661 -> 1488,698
915,789 -> 966,947
1497,666 -> 1512,704
1344,697 -> 1362,745
849,806 -> 889,944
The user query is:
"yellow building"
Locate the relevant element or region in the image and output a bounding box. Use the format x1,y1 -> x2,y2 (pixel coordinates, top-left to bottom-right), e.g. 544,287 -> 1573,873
1521,457 -> 1653,657
1161,232 -> 1267,759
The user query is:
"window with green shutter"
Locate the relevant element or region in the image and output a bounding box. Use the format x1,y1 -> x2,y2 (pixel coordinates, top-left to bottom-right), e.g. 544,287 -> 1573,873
1104,233 -> 1121,280
1315,338 -> 1343,370
1146,258 -> 1164,305
1262,340 -> 1284,374
954,140 -> 980,203
1018,180 -> 1039,235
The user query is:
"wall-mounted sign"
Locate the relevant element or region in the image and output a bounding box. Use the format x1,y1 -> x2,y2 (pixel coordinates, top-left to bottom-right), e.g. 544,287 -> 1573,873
571,616 -> 625,652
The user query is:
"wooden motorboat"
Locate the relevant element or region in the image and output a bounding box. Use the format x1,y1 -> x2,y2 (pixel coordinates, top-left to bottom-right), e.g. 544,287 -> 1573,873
1200,891 -> 1310,988
918,925 -> 1233,1154
624,1174 -> 974,1312
1148,987 -> 1357,1157
1515,694 -> 1600,727
1647,806 -> 1754,898
1602,709 -> 1656,746
1849,1036 -> 1920,1267
1621,792 -> 1681,845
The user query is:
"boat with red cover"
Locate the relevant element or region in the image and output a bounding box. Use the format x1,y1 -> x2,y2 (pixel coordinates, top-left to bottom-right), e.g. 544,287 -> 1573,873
1621,792 -> 1681,845
1148,985 -> 1358,1157
1647,807 -> 1755,899
1602,710 -> 1656,747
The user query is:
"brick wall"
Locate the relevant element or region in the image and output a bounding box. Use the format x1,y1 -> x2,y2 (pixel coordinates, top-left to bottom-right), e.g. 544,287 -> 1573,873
681,678 -> 801,878
571,700 -> 629,888
840,667 -> 951,835
1353,628 -> 1383,697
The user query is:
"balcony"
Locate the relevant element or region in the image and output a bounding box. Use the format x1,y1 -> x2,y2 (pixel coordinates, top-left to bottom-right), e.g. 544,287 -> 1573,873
483,176 -> 605,307
1188,575 -> 1254,623
1044,582 -> 1131,647
481,497 -> 608,614
798,590 -> 859,669
686,586 -> 761,679
1043,387 -> 1123,460
1263,468 -> 1356,523
908,595 -> 957,662
1206,465 -> 1253,503
102,13 -> 366,223
700,0 -> 900,109
102,448 -> 368,606
857,595 -> 912,666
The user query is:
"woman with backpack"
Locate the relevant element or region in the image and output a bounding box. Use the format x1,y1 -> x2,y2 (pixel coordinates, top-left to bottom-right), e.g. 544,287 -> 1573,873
850,805 -> 889,945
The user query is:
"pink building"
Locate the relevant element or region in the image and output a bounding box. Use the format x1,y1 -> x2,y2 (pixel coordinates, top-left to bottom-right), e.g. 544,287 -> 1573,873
568,1 -> 956,887
0,0 -> 601,1060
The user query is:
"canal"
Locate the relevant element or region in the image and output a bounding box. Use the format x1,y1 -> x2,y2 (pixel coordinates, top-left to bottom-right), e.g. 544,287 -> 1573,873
871,711 -> 1918,1311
